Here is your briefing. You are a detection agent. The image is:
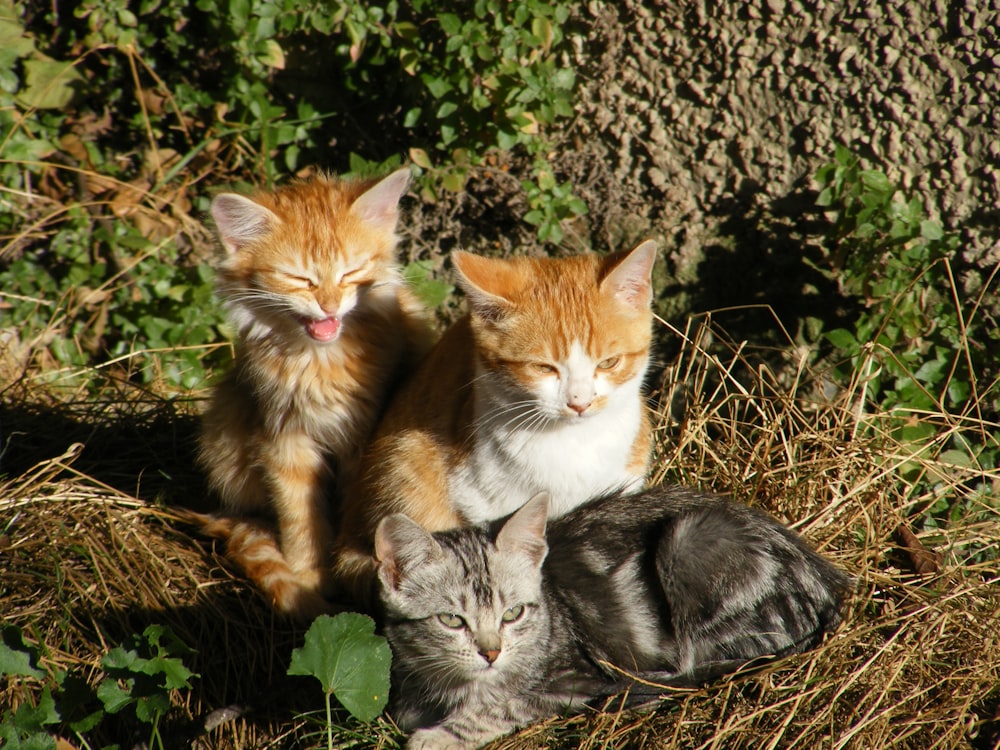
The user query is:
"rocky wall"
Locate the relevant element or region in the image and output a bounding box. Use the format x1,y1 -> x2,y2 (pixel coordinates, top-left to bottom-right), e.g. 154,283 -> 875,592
563,0 -> 999,313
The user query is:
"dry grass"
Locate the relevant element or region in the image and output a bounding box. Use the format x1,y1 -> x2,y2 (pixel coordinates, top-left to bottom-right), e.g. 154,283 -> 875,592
2,308 -> 999,750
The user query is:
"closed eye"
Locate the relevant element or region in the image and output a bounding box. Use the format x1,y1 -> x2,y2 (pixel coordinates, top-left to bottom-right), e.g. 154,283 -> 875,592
437,613 -> 466,629
340,262 -> 373,284
285,274 -> 318,290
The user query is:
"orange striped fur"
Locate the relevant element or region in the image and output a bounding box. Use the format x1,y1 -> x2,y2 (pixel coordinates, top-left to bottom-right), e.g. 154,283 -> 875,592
197,168 -> 433,620
333,242 -> 657,606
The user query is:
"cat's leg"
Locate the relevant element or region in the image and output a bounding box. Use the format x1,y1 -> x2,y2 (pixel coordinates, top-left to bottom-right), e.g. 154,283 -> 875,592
261,429 -> 336,600
405,702 -> 529,750
198,379 -> 269,513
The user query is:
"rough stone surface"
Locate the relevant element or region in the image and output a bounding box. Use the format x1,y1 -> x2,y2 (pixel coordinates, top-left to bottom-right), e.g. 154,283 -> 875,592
549,0 -> 999,320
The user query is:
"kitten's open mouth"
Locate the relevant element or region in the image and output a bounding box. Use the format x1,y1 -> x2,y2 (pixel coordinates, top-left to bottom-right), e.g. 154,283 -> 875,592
302,316 -> 341,342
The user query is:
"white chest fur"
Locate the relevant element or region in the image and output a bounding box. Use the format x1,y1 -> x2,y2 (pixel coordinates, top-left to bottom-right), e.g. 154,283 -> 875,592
450,381 -> 645,524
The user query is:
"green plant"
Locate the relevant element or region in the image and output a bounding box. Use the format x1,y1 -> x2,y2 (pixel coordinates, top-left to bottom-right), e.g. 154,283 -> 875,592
287,613 -> 391,748
336,0 -> 586,242
0,623 -> 197,750
814,146 -> 999,555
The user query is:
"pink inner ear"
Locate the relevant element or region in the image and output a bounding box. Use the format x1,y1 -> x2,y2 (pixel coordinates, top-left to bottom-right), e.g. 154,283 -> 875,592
211,193 -> 278,254
352,168 -> 410,224
603,241 -> 656,308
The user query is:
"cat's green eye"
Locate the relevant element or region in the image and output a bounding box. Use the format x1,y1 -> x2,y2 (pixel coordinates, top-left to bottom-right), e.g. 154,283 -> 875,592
532,363 -> 558,375
501,605 -> 525,623
597,356 -> 621,370
437,613 -> 466,629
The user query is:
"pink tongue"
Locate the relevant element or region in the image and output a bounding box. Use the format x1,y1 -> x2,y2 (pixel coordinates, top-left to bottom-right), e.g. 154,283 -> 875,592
305,316 -> 341,341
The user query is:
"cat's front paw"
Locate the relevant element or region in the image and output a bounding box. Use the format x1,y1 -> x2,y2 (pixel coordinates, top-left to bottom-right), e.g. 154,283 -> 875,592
406,727 -> 473,750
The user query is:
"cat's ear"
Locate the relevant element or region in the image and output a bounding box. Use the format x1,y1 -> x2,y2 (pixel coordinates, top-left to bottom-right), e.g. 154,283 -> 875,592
211,193 -> 280,255
375,513 -> 442,590
600,239 -> 656,311
452,251 -> 518,323
350,167 -> 411,227
496,493 -> 549,568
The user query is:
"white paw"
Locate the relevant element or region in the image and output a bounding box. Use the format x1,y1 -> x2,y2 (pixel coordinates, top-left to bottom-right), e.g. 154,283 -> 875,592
406,726 -> 470,750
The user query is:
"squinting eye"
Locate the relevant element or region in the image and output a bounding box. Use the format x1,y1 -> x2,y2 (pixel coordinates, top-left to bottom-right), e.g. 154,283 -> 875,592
340,263 -> 371,283
501,605 -> 525,623
437,613 -> 466,629
288,275 -> 317,290
597,356 -> 621,370
532,363 -> 558,375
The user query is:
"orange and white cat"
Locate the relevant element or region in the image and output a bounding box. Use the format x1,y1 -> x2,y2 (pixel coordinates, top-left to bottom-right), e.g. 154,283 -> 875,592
333,241 -> 657,602
197,168 -> 433,619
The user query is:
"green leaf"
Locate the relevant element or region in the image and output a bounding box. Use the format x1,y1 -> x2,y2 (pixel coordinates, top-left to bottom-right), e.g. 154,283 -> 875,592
402,260 -> 453,308
920,220 -> 944,241
1,625 -> 46,679
16,55 -> 84,110
287,613 -> 391,722
437,13 -> 462,35
440,169 -> 465,192
824,328 -> 858,350
940,449 -> 972,468
860,169 -> 894,195
96,678 -> 134,714
257,39 -> 285,69
408,147 -> 432,169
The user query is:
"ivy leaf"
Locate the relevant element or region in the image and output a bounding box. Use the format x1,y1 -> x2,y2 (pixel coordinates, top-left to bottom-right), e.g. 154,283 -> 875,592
287,613 -> 391,722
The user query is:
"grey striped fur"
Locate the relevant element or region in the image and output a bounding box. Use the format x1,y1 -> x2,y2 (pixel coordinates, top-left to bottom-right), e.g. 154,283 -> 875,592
375,485 -> 849,749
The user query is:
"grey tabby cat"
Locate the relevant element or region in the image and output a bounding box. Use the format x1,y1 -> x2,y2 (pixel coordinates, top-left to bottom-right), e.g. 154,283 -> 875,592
375,485 -> 849,750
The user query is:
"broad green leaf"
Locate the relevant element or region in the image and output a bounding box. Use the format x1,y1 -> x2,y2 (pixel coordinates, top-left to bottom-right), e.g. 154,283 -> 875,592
16,55 -> 83,110
823,328 -> 857,349
1,688 -> 60,749
96,678 -> 134,714
940,449 -> 971,468
1,626 -> 45,679
815,186 -> 834,207
287,613 -> 391,722
134,692 -> 171,724
920,220 -> 944,241
860,169 -> 893,195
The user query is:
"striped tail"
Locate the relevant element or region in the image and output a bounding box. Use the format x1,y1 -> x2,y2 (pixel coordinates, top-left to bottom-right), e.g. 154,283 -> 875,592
174,509 -> 334,621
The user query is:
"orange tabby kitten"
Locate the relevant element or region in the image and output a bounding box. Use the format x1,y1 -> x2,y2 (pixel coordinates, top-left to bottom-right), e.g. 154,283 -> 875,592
197,168 -> 433,619
333,241 -> 657,603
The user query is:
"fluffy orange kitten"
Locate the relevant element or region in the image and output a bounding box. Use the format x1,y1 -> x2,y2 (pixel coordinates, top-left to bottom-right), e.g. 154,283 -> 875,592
197,168 -> 433,619
333,241 -> 657,603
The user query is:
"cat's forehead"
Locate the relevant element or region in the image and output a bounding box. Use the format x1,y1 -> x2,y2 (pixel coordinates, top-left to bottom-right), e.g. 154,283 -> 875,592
406,533 -> 540,610
253,180 -> 395,265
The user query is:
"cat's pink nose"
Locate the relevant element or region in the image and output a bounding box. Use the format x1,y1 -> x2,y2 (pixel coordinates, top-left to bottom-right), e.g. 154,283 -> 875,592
568,400 -> 591,415
479,648 -> 501,664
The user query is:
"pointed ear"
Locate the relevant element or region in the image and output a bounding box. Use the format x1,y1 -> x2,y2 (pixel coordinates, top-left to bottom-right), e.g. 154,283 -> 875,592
374,513 -> 442,591
600,240 -> 656,311
452,250 -> 518,323
211,193 -> 280,255
495,493 -> 549,568
350,167 -> 411,226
